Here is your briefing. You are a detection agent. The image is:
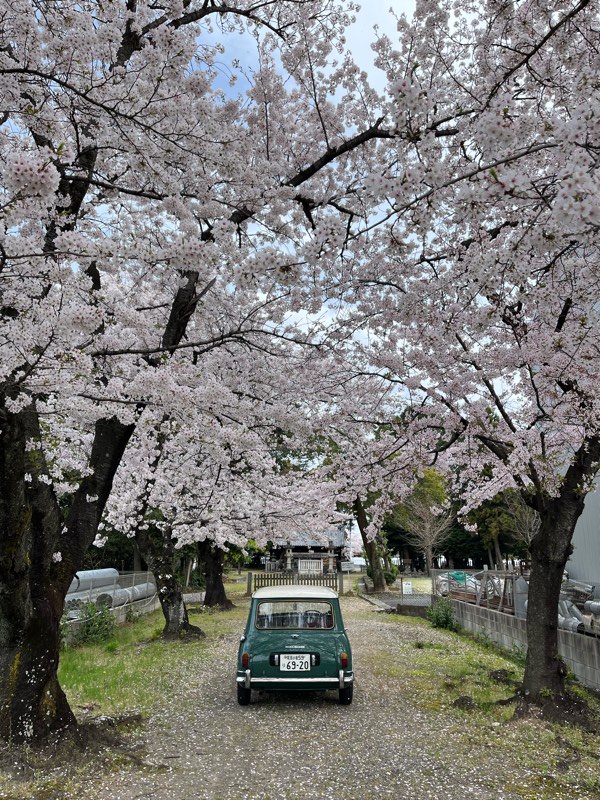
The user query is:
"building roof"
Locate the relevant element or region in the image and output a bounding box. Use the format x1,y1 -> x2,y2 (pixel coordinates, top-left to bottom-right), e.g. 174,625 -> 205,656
252,586 -> 338,600
271,528 -> 348,549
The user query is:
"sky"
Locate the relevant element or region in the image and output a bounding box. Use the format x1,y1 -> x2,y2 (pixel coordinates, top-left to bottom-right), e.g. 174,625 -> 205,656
207,1 -> 416,95
344,1 -> 415,79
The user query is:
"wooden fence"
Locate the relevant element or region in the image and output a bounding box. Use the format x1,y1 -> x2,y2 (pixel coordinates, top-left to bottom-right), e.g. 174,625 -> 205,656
247,571 -> 343,595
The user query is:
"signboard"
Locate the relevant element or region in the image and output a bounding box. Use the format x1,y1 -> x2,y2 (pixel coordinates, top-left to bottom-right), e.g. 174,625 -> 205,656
298,559 -> 322,573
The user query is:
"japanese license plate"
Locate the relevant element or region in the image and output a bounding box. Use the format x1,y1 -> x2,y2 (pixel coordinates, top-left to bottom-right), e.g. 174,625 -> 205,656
279,653 -> 310,671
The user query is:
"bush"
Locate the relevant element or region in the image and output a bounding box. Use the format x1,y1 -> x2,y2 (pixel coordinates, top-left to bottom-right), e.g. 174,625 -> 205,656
69,601 -> 116,646
384,566 -> 398,586
426,598 -> 458,631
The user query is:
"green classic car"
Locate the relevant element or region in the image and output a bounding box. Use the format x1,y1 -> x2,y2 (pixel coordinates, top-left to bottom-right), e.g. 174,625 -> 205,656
236,585 -> 354,705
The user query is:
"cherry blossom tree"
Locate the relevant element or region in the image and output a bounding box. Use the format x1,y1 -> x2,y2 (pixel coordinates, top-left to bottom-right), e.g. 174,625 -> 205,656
0,0 -> 390,743
101,350 -> 345,633
319,0 -> 600,708
2,0 -> 597,744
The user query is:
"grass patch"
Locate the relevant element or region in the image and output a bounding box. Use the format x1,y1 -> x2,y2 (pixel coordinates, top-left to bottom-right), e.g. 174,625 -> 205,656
366,612 -> 600,799
59,601 -> 248,717
403,576 -> 433,593
59,610 -> 172,715
222,571 -> 252,597
373,643 -> 521,714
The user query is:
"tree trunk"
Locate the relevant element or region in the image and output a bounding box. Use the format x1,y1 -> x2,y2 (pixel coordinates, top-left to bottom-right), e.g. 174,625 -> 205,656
520,439 -> 600,703
0,399 -> 134,742
521,505 -> 580,700
425,545 -> 433,576
135,527 -> 204,638
378,535 -> 392,572
157,571 -> 202,639
353,496 -> 386,592
494,537 -> 504,570
133,541 -> 143,572
198,541 -> 233,608
0,574 -> 76,743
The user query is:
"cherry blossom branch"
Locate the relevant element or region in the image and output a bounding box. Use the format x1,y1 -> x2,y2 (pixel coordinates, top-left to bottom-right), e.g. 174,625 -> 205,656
485,0 -> 592,106
90,325 -> 325,358
454,333 -> 517,434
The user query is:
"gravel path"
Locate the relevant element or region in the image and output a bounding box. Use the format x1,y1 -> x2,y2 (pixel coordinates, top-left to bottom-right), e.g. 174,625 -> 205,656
70,596 -> 594,800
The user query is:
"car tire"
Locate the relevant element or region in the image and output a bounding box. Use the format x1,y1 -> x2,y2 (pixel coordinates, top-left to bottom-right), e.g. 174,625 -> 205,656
237,684 -> 251,705
339,684 -> 353,705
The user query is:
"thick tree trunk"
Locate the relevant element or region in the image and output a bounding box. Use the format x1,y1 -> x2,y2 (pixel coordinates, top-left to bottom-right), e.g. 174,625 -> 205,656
198,541 -> 233,608
520,438 -> 600,703
521,505 -> 580,700
0,580 -> 76,743
0,399 -> 133,742
353,496 -> 386,592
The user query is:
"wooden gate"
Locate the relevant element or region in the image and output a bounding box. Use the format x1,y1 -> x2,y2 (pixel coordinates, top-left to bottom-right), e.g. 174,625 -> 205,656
249,572 -> 342,594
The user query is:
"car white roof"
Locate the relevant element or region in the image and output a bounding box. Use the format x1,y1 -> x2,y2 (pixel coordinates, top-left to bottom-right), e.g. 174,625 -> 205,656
252,585 -> 338,600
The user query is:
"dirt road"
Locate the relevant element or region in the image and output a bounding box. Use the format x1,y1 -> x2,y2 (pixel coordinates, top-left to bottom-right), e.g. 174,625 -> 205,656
54,596 -> 597,800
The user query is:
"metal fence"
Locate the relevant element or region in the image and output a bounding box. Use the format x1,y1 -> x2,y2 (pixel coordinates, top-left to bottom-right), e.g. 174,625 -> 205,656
249,571 -> 343,594
431,568 -> 523,615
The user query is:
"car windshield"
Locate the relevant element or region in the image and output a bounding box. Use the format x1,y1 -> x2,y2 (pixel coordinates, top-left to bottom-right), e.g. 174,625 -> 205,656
255,600 -> 334,630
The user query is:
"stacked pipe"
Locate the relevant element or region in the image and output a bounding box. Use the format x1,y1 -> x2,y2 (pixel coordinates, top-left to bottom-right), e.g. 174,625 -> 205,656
96,583 -> 156,607
557,597 -> 585,633
64,569 -> 156,616
583,600 -> 600,634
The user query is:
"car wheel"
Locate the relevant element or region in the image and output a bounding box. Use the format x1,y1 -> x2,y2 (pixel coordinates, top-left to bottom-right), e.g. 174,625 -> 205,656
339,684 -> 353,705
237,684 -> 251,705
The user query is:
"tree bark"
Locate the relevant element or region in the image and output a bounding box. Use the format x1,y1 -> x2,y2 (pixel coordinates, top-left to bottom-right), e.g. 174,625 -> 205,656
520,438 -> 600,702
198,541 -> 233,608
353,496 -> 386,592
425,544 -> 433,576
0,399 -> 134,742
378,535 -> 392,573
521,503 -> 581,699
133,541 -> 143,573
158,571 -> 202,639
0,403 -> 74,740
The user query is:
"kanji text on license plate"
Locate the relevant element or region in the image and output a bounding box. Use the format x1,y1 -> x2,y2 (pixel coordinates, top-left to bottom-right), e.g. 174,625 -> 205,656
279,653 -> 310,671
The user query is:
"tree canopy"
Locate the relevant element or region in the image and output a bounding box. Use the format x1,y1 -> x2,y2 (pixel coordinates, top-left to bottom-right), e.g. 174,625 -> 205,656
1,0 -> 599,740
